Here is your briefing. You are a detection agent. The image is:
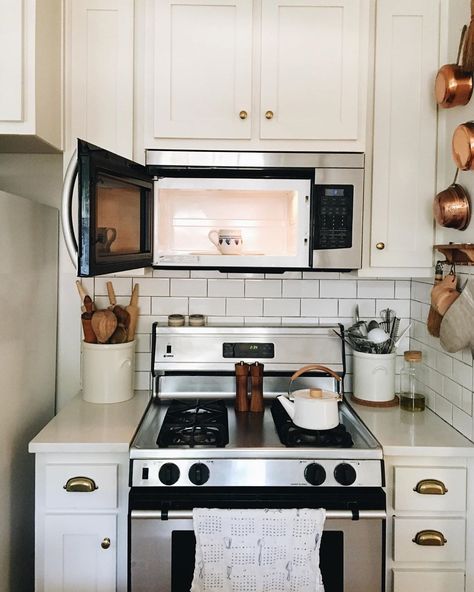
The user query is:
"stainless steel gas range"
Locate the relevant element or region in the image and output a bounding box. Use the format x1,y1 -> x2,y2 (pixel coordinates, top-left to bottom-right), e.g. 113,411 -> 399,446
129,324 -> 386,592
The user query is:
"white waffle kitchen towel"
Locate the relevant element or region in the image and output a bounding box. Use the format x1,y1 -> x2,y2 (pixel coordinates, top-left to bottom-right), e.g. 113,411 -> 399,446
190,508 -> 326,592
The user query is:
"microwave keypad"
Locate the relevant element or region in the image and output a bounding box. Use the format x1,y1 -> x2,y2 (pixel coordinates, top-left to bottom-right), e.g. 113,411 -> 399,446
314,186 -> 353,250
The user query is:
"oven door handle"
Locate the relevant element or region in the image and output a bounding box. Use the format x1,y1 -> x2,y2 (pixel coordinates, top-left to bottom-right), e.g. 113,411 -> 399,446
131,509 -> 386,521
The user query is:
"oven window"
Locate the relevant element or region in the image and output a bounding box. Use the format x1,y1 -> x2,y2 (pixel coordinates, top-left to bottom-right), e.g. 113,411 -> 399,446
171,530 -> 343,592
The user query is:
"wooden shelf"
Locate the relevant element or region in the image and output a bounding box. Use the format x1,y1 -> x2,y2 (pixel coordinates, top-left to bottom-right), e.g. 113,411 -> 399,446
434,244 -> 474,265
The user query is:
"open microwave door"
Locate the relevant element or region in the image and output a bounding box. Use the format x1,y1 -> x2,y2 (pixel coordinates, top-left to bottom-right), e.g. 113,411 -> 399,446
78,139 -> 154,277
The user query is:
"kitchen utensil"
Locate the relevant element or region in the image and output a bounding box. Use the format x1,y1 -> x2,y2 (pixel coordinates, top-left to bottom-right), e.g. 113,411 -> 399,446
435,25 -> 472,109
83,295 -> 94,314
249,362 -> 264,413
208,228 -> 243,255
109,304 -> 130,344
452,122 -> 474,170
367,320 -> 379,331
277,364 -> 342,430
433,170 -> 471,230
126,284 -> 140,341
106,281 -> 117,309
235,361 -> 250,412
81,312 -> 97,343
427,262 -> 445,337
392,323 -> 412,351
76,280 -> 94,313
91,309 -> 118,343
367,327 -> 390,344
431,272 -> 459,316
462,1 -> 474,71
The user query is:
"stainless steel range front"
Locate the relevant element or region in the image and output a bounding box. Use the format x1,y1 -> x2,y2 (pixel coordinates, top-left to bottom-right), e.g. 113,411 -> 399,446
129,324 -> 386,592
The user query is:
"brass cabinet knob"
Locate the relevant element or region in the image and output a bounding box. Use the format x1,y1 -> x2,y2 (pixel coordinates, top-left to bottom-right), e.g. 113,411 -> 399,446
239,110 -> 248,120
101,537 -> 111,550
63,476 -> 98,493
412,530 -> 447,546
413,479 -> 448,495
375,242 -> 385,250
265,110 -> 274,120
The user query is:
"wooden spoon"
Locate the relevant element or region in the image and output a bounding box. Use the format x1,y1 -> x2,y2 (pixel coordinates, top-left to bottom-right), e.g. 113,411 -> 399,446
126,284 -> 139,342
109,305 -> 130,344
91,310 -> 118,343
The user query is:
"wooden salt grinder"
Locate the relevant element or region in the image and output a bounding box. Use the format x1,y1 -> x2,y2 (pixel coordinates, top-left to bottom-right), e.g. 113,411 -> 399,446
235,361 -> 250,412
250,362 -> 264,413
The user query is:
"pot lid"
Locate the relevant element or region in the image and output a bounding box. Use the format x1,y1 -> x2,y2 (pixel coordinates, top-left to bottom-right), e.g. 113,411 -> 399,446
292,388 -> 340,401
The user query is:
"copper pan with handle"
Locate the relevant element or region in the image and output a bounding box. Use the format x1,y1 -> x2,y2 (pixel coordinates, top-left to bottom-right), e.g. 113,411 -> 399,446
436,25 -> 473,109
433,170 -> 471,230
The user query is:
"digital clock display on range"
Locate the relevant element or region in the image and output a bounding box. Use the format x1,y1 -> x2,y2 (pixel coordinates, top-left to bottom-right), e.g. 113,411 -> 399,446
222,342 -> 275,358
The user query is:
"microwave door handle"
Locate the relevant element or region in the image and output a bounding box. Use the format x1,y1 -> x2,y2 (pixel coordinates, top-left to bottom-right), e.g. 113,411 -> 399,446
61,150 -> 78,267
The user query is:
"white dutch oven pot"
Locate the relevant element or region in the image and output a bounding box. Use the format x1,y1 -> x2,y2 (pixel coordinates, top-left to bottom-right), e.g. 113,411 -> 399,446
277,364 -> 342,430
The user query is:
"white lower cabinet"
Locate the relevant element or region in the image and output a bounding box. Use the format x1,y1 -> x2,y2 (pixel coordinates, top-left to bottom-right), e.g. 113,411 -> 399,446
34,452 -> 129,592
44,514 -> 116,591
393,569 -> 465,592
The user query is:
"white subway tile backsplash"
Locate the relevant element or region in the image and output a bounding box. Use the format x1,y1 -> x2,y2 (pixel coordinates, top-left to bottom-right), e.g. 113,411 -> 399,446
189,298 -> 226,316
134,372 -> 151,391
153,269 -> 189,278
282,280 -> 319,298
301,299 -> 338,317
208,279 -> 245,297
462,388 -> 473,415
452,407 -> 473,440
246,280 -> 281,298
244,317 -> 281,326
137,278 -> 170,297
357,280 -> 394,299
320,280 -> 357,298
207,316 -> 244,325
338,299 -> 375,319
375,299 -> 410,318
264,299 -> 300,317
137,297 -> 151,315
226,298 -> 263,317
436,352 -> 453,379
135,333 -> 151,353
443,377 -> 463,409
453,359 -> 473,390
95,277 -> 132,295
435,395 -> 453,423
171,279 -> 207,297
135,353 -> 150,372
395,280 -> 411,299
151,297 -> 188,315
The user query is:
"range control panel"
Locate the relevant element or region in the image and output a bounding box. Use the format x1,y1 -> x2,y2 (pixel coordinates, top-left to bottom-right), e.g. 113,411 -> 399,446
223,342 -> 275,359
313,185 -> 354,250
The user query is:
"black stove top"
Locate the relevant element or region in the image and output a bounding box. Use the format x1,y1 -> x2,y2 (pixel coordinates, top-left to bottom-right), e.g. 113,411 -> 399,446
271,398 -> 354,448
157,399 -> 229,448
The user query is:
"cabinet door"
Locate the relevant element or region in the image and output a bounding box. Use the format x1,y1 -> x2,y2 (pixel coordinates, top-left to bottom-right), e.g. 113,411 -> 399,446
370,0 -> 438,268
260,0 -> 364,141
393,569 -> 465,592
44,514 -> 116,591
154,0 -> 253,139
0,0 -> 23,122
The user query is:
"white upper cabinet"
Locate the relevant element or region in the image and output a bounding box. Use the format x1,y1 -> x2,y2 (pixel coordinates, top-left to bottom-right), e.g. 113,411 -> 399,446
260,0 -> 362,141
139,0 -> 370,152
0,0 -> 62,152
368,0 -> 439,271
154,0 -> 253,139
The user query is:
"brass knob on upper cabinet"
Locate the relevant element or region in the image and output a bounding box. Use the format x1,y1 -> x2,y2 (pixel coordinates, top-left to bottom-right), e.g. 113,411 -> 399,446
239,110 -> 248,120
265,110 -> 274,120
101,537 -> 111,550
376,242 -> 385,250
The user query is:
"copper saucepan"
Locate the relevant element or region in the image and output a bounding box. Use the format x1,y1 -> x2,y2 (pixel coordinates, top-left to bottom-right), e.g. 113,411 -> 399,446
452,122 -> 474,170
433,170 -> 471,230
435,25 -> 473,109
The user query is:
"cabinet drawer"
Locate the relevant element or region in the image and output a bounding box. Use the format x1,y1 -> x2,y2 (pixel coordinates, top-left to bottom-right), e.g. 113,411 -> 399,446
393,517 -> 465,563
394,466 -> 466,512
393,569 -> 464,592
45,464 -> 118,509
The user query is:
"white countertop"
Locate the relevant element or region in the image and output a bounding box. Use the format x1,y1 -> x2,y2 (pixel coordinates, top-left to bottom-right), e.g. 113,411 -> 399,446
350,398 -> 474,457
29,391 -> 151,453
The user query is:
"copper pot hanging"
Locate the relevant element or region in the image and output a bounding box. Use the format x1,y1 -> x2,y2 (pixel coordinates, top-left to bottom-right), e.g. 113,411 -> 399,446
435,25 -> 473,109
433,170 -> 471,230
452,122 -> 474,170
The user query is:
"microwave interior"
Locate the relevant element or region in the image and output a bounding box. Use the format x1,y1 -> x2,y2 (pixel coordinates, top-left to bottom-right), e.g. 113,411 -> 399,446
153,176 -> 312,267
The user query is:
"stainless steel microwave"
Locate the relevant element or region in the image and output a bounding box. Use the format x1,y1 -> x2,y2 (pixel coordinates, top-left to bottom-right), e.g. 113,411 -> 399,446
62,141 -> 364,277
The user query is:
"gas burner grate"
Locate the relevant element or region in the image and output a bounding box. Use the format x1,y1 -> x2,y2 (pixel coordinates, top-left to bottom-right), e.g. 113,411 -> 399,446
157,399 -> 229,448
271,398 -> 354,448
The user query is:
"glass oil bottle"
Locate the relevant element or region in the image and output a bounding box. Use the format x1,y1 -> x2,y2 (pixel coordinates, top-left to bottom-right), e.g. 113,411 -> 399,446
399,350 -> 425,412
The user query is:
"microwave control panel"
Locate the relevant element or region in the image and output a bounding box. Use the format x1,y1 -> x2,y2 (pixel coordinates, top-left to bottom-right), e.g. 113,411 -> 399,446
313,185 -> 353,250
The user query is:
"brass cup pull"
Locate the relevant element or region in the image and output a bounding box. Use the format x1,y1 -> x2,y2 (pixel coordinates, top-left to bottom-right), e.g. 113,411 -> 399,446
239,110 -> 248,120
265,110 -> 274,120
412,529 -> 447,546
413,478 -> 448,495
63,476 -> 98,493
375,242 -> 385,250
101,537 -> 111,550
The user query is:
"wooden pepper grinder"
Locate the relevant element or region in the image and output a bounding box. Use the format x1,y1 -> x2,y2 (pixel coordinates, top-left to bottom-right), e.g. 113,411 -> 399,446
250,362 -> 264,413
235,361 -> 250,412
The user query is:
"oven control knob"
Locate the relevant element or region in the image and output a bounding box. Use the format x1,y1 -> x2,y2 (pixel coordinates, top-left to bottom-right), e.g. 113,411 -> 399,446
188,463 -> 210,486
334,463 -> 357,486
304,463 -> 326,486
159,463 -> 180,486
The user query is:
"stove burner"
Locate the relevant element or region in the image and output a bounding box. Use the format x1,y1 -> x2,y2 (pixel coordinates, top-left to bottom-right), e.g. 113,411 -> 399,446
157,399 -> 229,448
271,398 -> 354,448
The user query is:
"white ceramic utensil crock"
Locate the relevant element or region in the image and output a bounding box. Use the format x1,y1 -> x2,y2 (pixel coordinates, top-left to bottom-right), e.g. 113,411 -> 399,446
277,364 -> 342,430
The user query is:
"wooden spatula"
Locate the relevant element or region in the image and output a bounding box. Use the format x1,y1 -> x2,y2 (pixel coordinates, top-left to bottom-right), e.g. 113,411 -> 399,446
91,310 -> 118,343
126,284 -> 140,342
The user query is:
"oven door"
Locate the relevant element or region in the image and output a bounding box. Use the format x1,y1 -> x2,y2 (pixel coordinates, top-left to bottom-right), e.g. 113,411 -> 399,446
129,488 -> 385,592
